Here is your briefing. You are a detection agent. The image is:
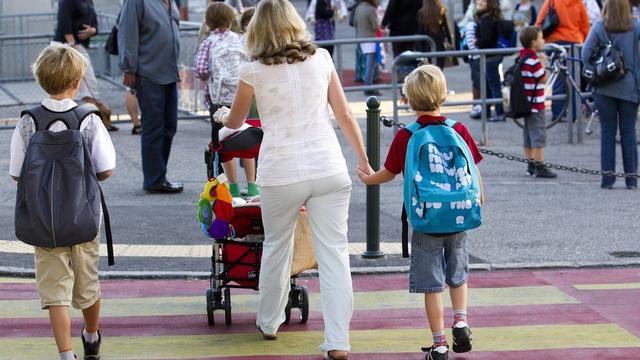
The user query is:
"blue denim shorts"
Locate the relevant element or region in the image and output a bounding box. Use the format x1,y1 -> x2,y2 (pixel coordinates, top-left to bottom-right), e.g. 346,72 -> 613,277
409,231 -> 469,293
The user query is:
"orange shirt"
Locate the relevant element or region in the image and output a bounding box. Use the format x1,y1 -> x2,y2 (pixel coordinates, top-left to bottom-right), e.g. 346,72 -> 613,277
536,0 -> 590,43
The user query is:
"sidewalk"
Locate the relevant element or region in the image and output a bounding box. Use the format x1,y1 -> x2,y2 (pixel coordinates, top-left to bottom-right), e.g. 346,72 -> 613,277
2,267 -> 640,359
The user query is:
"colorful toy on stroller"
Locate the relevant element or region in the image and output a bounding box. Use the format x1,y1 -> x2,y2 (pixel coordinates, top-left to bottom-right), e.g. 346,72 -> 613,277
198,119 -> 312,326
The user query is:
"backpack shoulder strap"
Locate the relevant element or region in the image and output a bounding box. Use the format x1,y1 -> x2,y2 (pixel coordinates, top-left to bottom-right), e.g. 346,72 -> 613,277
444,119 -> 458,127
404,121 -> 423,134
20,104 -> 100,131
71,104 -> 102,130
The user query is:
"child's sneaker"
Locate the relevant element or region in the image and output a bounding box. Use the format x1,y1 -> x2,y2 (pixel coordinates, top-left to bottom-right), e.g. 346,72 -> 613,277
421,345 -> 449,360
527,162 -> 535,176
452,321 -> 473,353
469,105 -> 482,119
534,164 -> 558,179
81,329 -> 102,360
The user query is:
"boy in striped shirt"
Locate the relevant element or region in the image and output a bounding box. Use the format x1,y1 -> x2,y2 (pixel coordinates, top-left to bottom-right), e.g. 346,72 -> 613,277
519,26 -> 557,178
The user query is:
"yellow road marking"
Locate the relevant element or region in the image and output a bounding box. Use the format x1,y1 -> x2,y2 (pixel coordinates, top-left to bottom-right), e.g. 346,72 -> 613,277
0,277 -> 34,284
2,324 -> 638,359
0,286 -> 578,319
574,283 -> 640,290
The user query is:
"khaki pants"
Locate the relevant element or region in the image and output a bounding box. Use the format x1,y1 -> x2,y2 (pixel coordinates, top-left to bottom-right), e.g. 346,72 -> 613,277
34,235 -> 101,310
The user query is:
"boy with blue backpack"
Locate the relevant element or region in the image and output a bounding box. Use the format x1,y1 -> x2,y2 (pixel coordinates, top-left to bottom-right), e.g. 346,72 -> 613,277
357,65 -> 484,360
9,44 -> 116,360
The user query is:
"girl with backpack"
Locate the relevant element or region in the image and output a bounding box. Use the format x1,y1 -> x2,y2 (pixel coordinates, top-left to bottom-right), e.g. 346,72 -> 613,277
194,2 -> 259,197
475,0 -> 506,122
581,0 -> 640,190
305,0 -> 349,56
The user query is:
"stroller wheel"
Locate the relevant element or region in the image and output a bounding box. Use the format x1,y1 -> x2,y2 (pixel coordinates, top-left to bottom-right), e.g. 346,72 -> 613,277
299,286 -> 309,324
206,288 -> 215,327
224,287 -> 232,325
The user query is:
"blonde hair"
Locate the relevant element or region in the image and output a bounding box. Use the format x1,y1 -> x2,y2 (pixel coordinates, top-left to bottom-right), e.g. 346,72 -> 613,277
403,65 -> 447,112
245,0 -> 316,65
32,44 -> 86,95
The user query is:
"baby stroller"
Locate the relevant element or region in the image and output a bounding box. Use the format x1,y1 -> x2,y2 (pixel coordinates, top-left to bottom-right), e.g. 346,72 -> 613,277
198,118 -> 311,327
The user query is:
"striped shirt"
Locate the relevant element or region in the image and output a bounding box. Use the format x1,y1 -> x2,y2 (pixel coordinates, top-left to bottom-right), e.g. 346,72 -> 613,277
519,48 -> 546,112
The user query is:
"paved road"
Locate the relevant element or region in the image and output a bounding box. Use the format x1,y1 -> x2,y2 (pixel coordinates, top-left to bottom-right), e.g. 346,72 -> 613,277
2,267 -> 640,359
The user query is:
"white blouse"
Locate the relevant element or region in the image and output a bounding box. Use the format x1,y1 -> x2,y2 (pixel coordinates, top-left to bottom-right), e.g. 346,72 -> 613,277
239,48 -> 348,187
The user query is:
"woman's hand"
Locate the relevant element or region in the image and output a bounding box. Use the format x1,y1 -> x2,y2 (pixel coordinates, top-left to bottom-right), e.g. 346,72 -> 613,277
213,106 -> 231,124
357,160 -> 374,177
77,24 -> 96,40
356,167 -> 373,185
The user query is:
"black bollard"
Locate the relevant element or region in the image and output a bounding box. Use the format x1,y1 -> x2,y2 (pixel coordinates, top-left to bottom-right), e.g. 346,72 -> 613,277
362,96 -> 384,258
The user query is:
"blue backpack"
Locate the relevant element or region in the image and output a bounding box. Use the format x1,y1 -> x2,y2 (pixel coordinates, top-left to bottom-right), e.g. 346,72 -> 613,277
401,119 -> 482,256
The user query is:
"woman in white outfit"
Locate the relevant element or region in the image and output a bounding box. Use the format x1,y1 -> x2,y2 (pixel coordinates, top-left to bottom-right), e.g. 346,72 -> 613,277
212,0 -> 372,359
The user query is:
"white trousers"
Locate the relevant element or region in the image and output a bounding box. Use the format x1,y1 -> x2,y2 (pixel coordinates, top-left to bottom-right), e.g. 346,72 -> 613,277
257,172 -> 353,352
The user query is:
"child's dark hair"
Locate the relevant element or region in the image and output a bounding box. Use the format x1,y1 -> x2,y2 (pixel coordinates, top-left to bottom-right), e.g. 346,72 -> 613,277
240,7 -> 255,33
519,26 -> 541,49
205,2 -> 236,30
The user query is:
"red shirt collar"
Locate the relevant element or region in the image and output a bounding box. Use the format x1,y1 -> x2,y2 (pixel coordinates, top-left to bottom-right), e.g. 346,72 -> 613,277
519,48 -> 537,57
417,114 -> 447,125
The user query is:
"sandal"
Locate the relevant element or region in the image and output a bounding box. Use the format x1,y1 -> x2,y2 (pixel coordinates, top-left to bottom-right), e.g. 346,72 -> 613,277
255,323 -> 277,341
324,350 -> 348,360
131,124 -> 142,135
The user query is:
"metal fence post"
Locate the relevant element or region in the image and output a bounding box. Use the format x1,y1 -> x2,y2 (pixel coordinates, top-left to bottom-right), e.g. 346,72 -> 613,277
362,96 -> 384,259
567,46 -> 575,145
479,54 -> 488,146
573,45 -> 584,144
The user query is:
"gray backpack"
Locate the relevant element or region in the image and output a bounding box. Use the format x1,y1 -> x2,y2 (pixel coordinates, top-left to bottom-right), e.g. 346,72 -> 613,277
15,104 -> 114,265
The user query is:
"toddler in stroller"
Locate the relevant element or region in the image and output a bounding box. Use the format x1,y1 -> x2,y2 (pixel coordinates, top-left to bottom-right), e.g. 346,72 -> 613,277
198,120 -> 316,326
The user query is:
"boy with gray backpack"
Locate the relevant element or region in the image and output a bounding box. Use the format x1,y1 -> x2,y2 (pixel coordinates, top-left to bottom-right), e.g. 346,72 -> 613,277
9,44 -> 116,360
357,65 -> 484,360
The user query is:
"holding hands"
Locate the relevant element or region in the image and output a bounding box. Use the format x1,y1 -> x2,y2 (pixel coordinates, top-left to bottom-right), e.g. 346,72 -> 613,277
212,106 -> 231,125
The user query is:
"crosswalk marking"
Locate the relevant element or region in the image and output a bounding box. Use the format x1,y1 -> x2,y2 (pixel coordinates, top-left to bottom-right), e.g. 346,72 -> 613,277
2,324 -> 638,359
574,283 -> 640,290
0,286 -> 578,319
0,240 -> 407,257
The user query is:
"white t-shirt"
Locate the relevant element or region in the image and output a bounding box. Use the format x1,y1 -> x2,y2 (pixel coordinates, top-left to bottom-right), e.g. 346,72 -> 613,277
9,98 -> 117,178
238,48 -> 348,186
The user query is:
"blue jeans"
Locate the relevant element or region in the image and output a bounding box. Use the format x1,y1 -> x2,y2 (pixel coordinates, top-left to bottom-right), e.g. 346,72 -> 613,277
364,52 -> 377,87
593,93 -> 639,187
409,231 -> 469,293
135,77 -> 178,188
485,57 -> 503,116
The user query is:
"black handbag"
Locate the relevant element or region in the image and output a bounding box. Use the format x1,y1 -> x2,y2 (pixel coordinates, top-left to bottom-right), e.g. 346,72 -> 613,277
583,31 -> 626,86
541,0 -> 560,38
104,25 -> 118,56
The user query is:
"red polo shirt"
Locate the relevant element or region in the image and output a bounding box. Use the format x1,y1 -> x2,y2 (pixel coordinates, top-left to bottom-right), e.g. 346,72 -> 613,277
384,115 -> 483,174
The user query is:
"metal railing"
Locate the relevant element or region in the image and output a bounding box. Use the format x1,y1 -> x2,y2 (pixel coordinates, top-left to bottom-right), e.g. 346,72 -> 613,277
315,34 -> 436,92
390,44 -> 585,145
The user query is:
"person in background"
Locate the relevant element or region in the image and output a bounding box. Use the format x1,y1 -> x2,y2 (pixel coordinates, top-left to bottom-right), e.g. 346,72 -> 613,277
464,17 -> 483,119
416,0 -> 455,69
306,0 -> 348,56
54,0 -> 117,132
536,0 -> 589,122
226,0 -> 259,13
581,0 -> 640,190
355,0 -> 382,96
118,0 -> 184,193
381,0 -> 422,58
126,90 -> 142,135
475,0 -> 505,122
584,0 -> 602,26
513,0 -> 537,32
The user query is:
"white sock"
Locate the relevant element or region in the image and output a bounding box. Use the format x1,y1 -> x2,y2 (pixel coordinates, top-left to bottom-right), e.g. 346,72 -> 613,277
59,350 -> 75,360
82,328 -> 99,343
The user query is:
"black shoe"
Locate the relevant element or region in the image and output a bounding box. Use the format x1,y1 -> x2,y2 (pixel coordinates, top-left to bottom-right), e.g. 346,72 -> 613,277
421,345 -> 448,360
106,125 -> 119,132
364,90 -> 382,97
527,162 -> 535,176
601,183 -> 614,190
534,165 -> 557,179
145,181 -> 184,194
81,329 -> 101,360
626,185 -> 637,190
452,323 -> 473,353
131,125 -> 142,135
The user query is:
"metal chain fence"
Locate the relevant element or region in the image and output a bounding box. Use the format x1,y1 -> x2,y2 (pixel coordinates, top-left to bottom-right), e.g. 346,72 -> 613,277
379,115 -> 640,179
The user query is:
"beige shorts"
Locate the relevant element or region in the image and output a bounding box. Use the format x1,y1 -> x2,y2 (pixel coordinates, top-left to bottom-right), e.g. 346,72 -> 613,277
34,235 -> 101,310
